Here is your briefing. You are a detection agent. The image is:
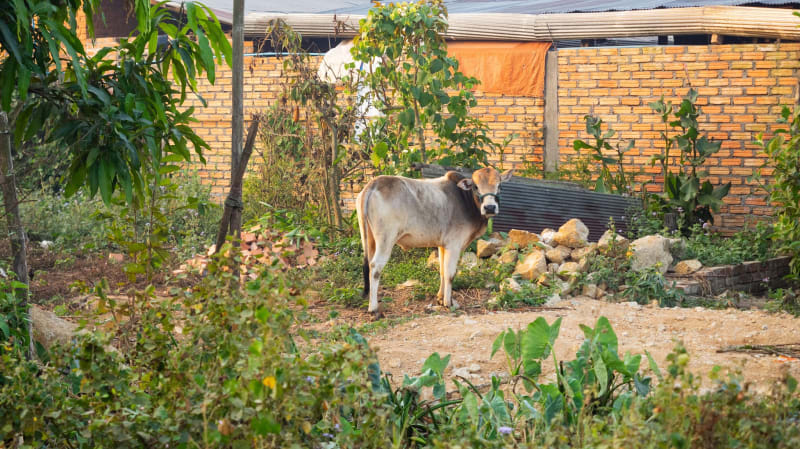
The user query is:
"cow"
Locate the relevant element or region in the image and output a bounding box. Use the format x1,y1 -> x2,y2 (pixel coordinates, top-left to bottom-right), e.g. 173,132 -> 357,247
356,167 -> 514,316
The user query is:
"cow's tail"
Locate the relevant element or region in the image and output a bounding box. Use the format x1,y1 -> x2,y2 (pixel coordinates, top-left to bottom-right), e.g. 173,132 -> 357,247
356,186 -> 373,298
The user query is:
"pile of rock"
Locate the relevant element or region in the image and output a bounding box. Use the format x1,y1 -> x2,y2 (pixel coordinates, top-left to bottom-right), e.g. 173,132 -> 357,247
442,218 -> 695,303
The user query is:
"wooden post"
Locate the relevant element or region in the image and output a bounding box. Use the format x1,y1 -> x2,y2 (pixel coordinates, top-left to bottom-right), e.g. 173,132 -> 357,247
230,0 -> 245,242
543,49 -> 559,173
0,111 -> 34,359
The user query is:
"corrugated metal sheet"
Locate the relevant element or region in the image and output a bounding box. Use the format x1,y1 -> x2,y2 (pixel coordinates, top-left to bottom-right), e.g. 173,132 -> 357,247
419,165 -> 641,241
180,0 -> 797,17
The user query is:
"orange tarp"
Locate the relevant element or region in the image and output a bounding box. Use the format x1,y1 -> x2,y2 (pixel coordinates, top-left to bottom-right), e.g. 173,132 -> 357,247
447,41 -> 552,97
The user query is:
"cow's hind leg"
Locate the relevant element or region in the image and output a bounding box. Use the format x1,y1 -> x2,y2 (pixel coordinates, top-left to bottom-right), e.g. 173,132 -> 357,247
367,237 -> 394,317
436,246 -> 445,302
440,246 -> 461,310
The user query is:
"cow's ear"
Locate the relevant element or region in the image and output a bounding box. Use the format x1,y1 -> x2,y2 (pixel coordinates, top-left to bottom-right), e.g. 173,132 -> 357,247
457,178 -> 474,191
500,168 -> 515,183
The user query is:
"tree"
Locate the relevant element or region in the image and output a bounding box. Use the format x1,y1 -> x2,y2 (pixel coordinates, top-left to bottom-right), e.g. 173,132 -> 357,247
351,0 -> 499,173
0,0 -> 231,353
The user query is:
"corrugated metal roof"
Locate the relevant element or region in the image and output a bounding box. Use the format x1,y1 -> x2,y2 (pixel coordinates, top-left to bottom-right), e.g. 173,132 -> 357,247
188,0 -> 797,16
418,165 -> 640,241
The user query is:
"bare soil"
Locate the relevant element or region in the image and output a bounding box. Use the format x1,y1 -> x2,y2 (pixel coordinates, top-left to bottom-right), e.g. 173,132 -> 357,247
307,290 -> 800,393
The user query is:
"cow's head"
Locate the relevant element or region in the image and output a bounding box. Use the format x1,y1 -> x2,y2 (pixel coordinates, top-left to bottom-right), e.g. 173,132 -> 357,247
457,167 -> 514,217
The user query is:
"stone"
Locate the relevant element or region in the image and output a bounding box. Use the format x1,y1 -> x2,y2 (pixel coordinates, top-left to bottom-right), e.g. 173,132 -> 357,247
427,250 -> 439,269
570,243 -> 597,261
498,249 -> 519,265
540,228 -> 557,246
500,277 -> 522,293
464,317 -> 478,325
630,235 -> 673,274
108,253 -> 124,263
460,252 -> 478,269
553,218 -> 590,248
508,229 -> 540,248
452,367 -> 473,379
545,293 -> 563,306
476,238 -> 503,258
557,279 -> 574,296
546,245 -> 572,264
582,283 -> 599,299
547,262 -> 560,274
598,230 -> 629,252
468,364 -> 481,373
396,279 -> 421,289
557,261 -> 581,279
513,250 -> 547,281
674,259 -> 703,275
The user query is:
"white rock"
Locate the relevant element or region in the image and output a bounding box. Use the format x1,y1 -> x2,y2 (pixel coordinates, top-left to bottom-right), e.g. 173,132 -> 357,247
397,279 -> 421,289
553,219 -> 590,248
498,249 -> 519,265
427,250 -> 439,269
674,259 -> 703,275
582,283 -> 599,299
500,277 -> 522,293
464,317 -> 478,325
460,252 -> 478,269
513,250 -> 547,281
597,230 -> 629,252
557,261 -> 581,279
508,229 -> 540,248
540,228 -> 558,246
452,367 -> 473,379
546,245 -> 572,264
545,293 -> 563,306
468,364 -> 481,373
476,238 -> 504,258
630,235 -> 673,274
570,243 -> 597,261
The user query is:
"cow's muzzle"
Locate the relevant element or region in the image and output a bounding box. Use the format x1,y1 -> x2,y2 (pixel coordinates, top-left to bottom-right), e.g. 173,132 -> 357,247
479,192 -> 500,216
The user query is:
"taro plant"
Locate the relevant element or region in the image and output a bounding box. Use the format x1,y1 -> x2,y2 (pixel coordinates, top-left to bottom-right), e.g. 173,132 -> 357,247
351,0 -> 500,173
573,115 -> 636,194
648,90 -> 731,232
489,316 -> 654,442
754,105 -> 800,279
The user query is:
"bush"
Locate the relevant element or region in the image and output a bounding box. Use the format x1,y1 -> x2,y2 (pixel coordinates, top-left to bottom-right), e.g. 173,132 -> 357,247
682,222 -> 774,267
15,171 -> 220,259
1,250 -> 392,447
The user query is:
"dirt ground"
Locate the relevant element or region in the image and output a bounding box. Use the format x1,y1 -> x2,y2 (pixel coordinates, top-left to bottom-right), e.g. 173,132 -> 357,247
309,293 -> 800,393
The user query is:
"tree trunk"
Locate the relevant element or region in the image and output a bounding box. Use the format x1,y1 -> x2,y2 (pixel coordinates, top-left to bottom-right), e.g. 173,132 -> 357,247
214,120 -> 260,255
230,0 -> 245,239
0,111 -> 34,359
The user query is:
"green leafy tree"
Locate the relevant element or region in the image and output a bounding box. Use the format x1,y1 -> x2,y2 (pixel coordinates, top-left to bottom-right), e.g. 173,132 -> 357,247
754,105 -> 800,279
351,0 -> 499,173
0,0 -> 230,354
648,89 -> 730,232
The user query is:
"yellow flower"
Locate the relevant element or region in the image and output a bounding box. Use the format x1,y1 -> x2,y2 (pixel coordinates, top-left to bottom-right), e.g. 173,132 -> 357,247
262,376 -> 277,389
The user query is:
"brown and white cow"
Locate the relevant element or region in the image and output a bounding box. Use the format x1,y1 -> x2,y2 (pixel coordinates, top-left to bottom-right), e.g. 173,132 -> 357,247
356,167 -> 514,315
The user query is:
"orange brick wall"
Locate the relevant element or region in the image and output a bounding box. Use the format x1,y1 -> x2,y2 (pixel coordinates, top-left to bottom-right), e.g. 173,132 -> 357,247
557,43 -> 800,231
80,36 -> 799,232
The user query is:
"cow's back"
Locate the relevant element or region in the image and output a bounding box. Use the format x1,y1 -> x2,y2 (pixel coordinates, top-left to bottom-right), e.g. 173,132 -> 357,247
360,173 -> 483,248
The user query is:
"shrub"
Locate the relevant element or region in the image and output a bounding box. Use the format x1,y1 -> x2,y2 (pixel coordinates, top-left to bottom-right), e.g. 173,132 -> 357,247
1,251 -> 391,446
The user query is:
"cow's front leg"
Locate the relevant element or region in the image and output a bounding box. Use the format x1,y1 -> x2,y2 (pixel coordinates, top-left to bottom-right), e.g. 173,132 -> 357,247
435,246 -> 445,301
368,240 -> 393,317
440,246 -> 461,310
